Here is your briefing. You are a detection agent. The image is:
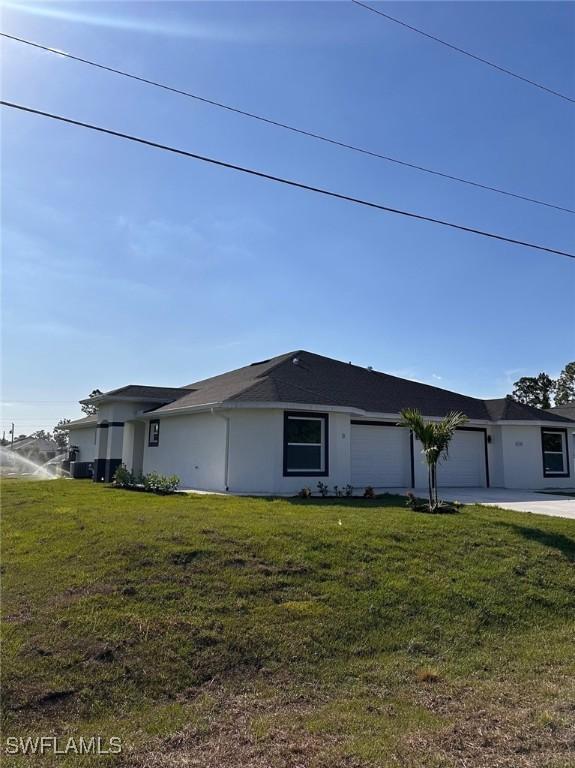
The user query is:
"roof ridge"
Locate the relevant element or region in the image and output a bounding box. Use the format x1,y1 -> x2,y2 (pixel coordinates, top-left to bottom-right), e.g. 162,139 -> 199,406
112,384 -> 189,390
182,350 -> 300,389
229,377 -> 281,402
253,350 -> 303,380
101,384 -> 190,396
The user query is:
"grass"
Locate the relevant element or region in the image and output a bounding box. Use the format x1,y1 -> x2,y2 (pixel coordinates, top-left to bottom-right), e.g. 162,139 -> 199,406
2,479 -> 575,767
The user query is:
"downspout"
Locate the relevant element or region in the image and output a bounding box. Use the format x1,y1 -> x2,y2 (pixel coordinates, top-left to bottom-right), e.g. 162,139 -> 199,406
211,408 -> 230,492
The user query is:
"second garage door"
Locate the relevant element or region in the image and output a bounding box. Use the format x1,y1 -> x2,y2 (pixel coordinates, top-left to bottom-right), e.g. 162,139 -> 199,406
351,424 -> 411,488
437,430 -> 485,487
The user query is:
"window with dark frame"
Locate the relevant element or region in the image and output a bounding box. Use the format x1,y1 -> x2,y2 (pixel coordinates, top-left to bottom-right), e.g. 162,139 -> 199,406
541,428 -> 569,477
148,420 -> 160,447
283,412 -> 328,476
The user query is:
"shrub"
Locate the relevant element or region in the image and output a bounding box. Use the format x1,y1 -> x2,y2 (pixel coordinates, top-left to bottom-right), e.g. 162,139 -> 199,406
142,472 -> 180,494
333,485 -> 344,497
405,491 -> 418,510
113,464 -> 136,488
363,486 -> 375,499
297,487 -> 312,498
113,466 -> 179,494
317,481 -> 329,497
344,484 -> 353,497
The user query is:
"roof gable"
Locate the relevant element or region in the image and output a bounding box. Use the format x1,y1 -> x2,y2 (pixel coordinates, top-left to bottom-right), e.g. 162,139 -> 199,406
181,351 -> 296,390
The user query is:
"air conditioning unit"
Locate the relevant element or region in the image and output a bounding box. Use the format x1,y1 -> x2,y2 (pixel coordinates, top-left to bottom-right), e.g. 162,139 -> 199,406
70,461 -> 94,479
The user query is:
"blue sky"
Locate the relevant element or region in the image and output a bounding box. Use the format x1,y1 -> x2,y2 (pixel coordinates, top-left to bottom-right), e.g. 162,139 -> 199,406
1,0 -> 574,434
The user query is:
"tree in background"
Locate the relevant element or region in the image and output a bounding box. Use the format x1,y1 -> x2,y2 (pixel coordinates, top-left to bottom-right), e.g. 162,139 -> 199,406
510,364 -> 575,409
53,418 -> 71,450
398,408 -> 468,512
555,362 -> 575,406
81,389 -> 103,416
512,373 -> 556,410
30,429 -> 52,441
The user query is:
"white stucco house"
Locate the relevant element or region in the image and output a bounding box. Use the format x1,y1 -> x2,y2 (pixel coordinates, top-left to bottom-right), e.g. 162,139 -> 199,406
65,350 -> 574,493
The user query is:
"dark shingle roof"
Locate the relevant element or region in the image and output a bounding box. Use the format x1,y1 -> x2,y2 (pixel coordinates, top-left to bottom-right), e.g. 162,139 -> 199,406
485,396 -> 573,423
81,385 -> 191,404
546,401 -> 575,422
145,350 -> 557,422
225,352 -> 491,418
90,351 -> 569,423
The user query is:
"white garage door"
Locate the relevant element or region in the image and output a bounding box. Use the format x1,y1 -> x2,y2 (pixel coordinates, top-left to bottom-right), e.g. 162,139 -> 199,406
351,424 -> 411,487
437,430 -> 485,487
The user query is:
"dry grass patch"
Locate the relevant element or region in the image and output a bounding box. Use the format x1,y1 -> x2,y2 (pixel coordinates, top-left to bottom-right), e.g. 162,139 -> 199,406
401,677 -> 575,768
119,684 -> 358,768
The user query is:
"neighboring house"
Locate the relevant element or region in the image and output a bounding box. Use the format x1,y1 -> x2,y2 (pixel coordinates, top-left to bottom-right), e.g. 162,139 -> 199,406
10,436 -> 60,462
65,350 -> 574,493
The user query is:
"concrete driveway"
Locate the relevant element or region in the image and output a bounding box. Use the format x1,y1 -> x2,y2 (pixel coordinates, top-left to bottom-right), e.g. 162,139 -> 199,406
407,487 -> 575,520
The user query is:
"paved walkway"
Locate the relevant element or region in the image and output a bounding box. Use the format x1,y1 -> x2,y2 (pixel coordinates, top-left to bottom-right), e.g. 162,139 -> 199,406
396,487 -> 575,520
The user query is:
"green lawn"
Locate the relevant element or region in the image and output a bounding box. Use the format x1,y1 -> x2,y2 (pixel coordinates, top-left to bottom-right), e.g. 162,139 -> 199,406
2,480 -> 574,767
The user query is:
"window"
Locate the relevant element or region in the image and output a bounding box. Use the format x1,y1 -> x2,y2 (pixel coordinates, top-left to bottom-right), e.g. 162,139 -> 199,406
148,420 -> 160,447
283,412 -> 328,476
541,428 -> 569,477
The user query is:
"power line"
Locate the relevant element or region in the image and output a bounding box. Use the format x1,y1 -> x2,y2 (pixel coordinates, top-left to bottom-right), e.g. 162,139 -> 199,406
1,32 -> 573,216
352,0 -> 575,105
2,99 -> 573,260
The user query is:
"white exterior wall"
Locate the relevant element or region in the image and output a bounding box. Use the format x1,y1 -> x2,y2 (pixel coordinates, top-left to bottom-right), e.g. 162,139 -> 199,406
141,410 -> 575,493
500,424 -> 574,489
95,401 -> 174,472
81,401 -> 573,493
486,426 -> 504,488
122,422 -> 135,470
411,423 -> 575,491
97,402 -> 146,422
226,409 -> 351,495
142,412 -> 227,491
68,427 -> 96,462
107,424 -> 124,461
122,421 -> 146,476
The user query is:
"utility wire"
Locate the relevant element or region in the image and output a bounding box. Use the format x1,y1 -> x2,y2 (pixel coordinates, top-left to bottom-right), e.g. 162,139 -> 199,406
2,100 -> 573,260
352,0 -> 575,104
1,32 -> 573,216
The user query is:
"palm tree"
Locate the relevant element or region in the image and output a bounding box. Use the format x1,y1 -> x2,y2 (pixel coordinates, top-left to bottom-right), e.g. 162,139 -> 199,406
398,409 -> 468,512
